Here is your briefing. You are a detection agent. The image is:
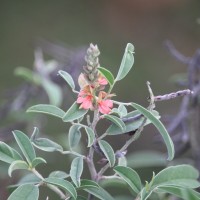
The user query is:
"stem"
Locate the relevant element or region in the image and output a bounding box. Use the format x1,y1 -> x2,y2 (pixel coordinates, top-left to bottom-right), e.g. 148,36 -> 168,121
31,168 -> 67,199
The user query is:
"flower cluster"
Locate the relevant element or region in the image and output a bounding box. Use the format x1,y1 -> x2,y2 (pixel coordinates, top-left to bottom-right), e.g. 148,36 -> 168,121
77,73 -> 113,114
76,44 -> 113,114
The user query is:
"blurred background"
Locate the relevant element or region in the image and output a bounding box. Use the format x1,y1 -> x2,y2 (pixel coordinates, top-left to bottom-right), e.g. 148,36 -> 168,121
0,0 -> 200,199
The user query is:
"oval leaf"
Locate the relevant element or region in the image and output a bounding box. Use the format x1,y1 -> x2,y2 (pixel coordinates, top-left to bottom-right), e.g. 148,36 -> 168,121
114,166 -> 142,193
79,179 -> 99,189
84,127 -> 95,147
27,104 -> 65,118
45,177 -> 77,199
70,157 -> 84,187
98,140 -> 115,167
69,125 -> 82,149
49,171 -> 69,179
131,103 -> 174,161
0,142 -> 22,164
31,157 -> 47,168
8,184 -> 39,200
107,110 -> 160,135
58,70 -> 75,90
158,186 -> 200,200
115,43 -> 135,81
13,130 -> 36,165
8,160 -> 29,177
152,165 -> 200,189
118,104 -> 127,117
32,137 -> 63,152
63,102 -> 88,122
104,115 -> 125,131
41,78 -> 62,106
84,186 -> 115,200
98,67 -> 114,85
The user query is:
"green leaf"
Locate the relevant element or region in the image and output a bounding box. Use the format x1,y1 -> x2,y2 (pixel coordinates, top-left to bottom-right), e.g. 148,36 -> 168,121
70,157 -> 84,187
69,125 -> 82,149
32,137 -> 63,152
79,179 -> 99,189
16,174 -> 40,186
118,104 -> 128,117
104,115 -> 125,131
14,67 -> 41,85
84,126 -> 95,147
107,110 -> 160,135
13,130 -> 36,165
152,165 -> 200,189
49,171 -> 69,179
58,70 -> 75,90
31,157 -> 47,168
98,140 -> 115,167
115,43 -> 134,81
41,78 -> 62,106
30,127 -> 39,141
63,102 -> 88,122
127,151 -> 167,168
27,104 -> 65,119
45,177 -> 77,199
114,166 -> 142,193
98,67 -> 114,85
84,186 -> 115,200
158,186 -> 200,200
8,160 -> 29,177
131,103 -> 174,161
8,184 -> 39,200
0,142 -> 22,164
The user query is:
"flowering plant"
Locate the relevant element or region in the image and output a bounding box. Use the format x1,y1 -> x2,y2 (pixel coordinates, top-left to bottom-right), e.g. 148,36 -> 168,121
0,43 -> 200,200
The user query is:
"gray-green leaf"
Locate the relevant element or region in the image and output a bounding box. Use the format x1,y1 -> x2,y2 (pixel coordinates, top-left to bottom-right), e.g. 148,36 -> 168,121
8,184 -> 39,200
31,157 -> 47,168
0,142 -> 22,164
70,157 -> 84,187
49,171 -> 69,179
98,140 -> 115,167
13,130 -> 36,165
45,177 -> 77,199
27,104 -> 65,119
79,179 -> 99,189
41,78 -> 62,106
131,103 -> 174,161
32,137 -> 63,152
152,165 -> 200,189
84,186 -> 115,200
84,126 -> 95,147
58,70 -> 75,90
8,160 -> 29,177
114,166 -> 142,193
115,43 -> 134,81
63,102 -> 88,122
98,67 -> 114,85
157,186 -> 200,200
107,110 -> 160,135
69,125 -> 82,149
104,115 -> 125,131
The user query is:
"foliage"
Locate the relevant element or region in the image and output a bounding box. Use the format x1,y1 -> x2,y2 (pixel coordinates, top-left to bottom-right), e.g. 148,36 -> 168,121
0,43 -> 199,200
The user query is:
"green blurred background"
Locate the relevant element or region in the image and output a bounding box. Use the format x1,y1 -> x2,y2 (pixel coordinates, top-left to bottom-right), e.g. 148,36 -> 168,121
0,0 -> 200,199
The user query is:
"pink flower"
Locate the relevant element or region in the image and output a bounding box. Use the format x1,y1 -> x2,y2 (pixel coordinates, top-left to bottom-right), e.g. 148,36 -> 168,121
98,75 -> 108,85
77,86 -> 94,110
98,99 -> 113,114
